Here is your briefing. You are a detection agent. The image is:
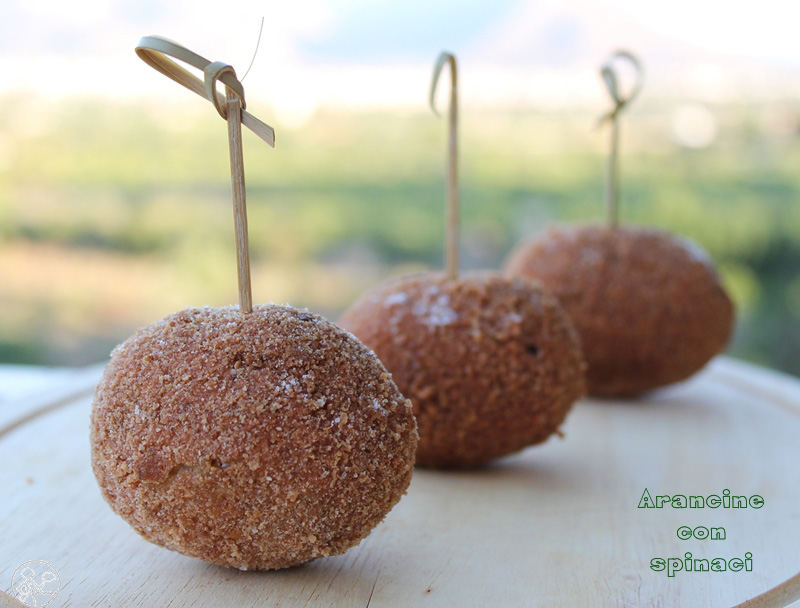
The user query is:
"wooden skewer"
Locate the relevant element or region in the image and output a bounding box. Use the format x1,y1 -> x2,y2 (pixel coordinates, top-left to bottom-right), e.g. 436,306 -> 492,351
226,89 -> 252,313
598,50 -> 643,228
135,36 -> 276,313
136,36 -> 275,147
430,51 -> 459,281
606,113 -> 620,228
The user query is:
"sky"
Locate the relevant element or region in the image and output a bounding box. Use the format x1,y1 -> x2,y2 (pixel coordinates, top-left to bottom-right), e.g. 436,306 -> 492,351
1,0 -> 799,119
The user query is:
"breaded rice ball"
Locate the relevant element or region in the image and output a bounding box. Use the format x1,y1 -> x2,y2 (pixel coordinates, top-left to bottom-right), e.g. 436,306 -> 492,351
339,272 -> 585,469
91,305 -> 417,570
505,225 -> 734,397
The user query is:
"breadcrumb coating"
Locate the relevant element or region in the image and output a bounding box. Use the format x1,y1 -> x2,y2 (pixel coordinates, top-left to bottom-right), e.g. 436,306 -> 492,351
91,305 -> 417,570
340,272 -> 586,468
505,225 -> 734,396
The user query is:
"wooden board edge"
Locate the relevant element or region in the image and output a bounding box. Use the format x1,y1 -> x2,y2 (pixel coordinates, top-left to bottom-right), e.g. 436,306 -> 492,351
0,591 -> 26,607
0,364 -> 104,438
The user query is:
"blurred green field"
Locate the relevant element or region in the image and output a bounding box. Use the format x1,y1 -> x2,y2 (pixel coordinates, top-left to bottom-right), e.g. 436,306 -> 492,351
0,94 -> 798,376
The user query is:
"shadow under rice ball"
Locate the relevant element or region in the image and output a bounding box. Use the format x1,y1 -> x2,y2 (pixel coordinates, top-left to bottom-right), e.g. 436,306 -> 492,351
505,225 -> 735,397
91,305 -> 417,570
339,272 -> 586,469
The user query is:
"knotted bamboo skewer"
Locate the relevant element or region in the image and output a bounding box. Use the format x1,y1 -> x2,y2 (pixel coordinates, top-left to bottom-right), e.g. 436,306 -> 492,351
598,50 -> 643,228
429,51 -> 460,280
135,35 -> 276,313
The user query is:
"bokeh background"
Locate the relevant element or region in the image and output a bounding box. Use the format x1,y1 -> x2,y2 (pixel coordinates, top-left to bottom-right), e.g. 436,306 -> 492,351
1,0 -> 799,376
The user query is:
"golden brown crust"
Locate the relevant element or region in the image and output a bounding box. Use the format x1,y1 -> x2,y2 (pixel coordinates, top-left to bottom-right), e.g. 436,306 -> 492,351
339,272 -> 586,468
91,305 -> 417,570
505,224 -> 735,396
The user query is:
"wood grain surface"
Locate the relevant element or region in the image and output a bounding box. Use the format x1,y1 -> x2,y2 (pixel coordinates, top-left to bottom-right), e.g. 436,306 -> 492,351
1,357 -> 798,607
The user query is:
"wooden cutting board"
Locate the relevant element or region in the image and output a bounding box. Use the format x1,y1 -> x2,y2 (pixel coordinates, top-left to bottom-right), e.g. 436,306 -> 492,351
1,357 -> 799,607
